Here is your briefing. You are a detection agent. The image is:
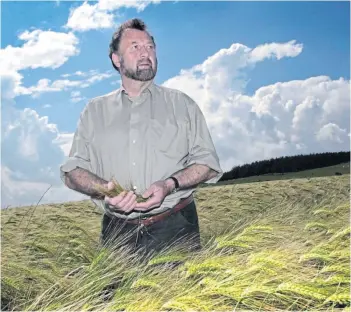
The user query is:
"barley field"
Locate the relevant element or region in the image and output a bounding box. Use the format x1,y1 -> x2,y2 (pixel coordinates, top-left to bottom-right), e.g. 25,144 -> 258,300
1,174 -> 350,311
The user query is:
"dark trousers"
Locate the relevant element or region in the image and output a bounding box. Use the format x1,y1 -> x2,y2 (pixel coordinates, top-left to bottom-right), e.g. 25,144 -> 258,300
100,201 -> 201,255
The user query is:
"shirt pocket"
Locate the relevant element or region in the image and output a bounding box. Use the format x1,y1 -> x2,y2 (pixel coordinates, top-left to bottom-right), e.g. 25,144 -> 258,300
150,119 -> 189,157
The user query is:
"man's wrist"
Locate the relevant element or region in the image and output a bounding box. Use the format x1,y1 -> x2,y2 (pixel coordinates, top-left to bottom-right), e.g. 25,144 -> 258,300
165,178 -> 176,194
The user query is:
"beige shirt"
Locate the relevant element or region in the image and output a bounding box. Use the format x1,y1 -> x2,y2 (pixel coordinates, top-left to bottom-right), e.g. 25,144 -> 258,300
60,82 -> 223,219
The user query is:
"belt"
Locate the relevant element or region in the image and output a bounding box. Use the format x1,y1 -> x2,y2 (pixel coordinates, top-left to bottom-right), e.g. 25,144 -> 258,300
125,195 -> 194,226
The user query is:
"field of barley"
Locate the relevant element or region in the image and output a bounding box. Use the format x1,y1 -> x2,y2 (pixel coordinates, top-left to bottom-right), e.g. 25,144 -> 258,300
1,174 -> 350,311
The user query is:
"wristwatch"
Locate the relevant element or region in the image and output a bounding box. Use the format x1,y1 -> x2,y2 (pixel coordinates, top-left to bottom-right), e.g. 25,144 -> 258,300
168,176 -> 180,194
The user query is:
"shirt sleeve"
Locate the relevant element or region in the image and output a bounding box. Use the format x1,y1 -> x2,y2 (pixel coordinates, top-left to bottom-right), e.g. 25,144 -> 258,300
186,96 -> 223,183
59,105 -> 92,183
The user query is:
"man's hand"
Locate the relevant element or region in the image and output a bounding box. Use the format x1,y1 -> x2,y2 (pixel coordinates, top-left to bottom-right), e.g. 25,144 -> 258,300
134,179 -> 174,212
104,181 -> 138,214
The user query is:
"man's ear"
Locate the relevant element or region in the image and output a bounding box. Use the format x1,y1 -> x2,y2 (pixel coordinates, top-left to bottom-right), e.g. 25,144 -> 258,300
111,53 -> 121,69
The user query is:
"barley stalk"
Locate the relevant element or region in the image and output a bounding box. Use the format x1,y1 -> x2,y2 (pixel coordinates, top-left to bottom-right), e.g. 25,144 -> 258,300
324,292 -> 351,305
93,178 -> 149,203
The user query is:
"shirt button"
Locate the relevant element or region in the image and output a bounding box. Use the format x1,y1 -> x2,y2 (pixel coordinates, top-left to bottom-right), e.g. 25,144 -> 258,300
132,140 -> 136,144
132,162 -> 136,166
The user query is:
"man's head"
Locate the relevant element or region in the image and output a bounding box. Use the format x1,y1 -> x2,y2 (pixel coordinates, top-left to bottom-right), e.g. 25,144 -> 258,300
109,18 -> 157,82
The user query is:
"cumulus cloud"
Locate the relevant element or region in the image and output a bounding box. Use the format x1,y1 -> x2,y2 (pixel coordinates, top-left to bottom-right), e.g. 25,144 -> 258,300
1,166 -> 87,208
1,103 -> 88,208
0,29 -> 79,73
316,123 -> 348,143
54,133 -> 75,157
65,0 -> 160,32
163,41 -> 350,171
2,107 -> 64,184
249,40 -> 303,62
16,71 -> 114,97
163,41 -> 303,111
1,72 -> 23,100
1,76 -> 87,208
0,29 -> 79,99
65,1 -> 115,32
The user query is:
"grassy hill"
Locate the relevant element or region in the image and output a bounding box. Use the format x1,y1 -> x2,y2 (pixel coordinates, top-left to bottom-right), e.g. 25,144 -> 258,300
213,162 -> 350,186
1,173 -> 350,311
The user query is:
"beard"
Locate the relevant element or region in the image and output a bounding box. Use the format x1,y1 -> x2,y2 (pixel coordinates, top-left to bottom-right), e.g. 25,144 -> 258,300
119,57 -> 157,81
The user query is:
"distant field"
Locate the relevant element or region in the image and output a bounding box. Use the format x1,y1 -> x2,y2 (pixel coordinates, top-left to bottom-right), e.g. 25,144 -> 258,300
1,174 -> 350,311
211,162 -> 350,187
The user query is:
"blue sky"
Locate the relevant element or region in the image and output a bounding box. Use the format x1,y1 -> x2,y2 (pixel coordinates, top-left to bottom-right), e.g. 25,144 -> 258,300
1,1 -> 350,207
3,1 -> 349,132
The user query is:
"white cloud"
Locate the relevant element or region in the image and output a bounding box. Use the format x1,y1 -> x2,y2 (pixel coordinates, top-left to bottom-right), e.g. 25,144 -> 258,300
1,166 -> 87,208
1,103 -> 88,208
0,29 -> 79,73
250,40 -> 303,62
162,41 -> 350,171
1,72 -> 24,100
163,41 -> 303,111
316,123 -> 347,143
54,133 -> 75,157
65,0 -> 160,32
1,73 -> 84,208
17,71 -> 114,97
0,29 -> 79,99
61,69 -> 99,78
18,78 -> 83,97
71,91 -> 81,97
2,107 -> 64,183
71,97 -> 85,103
65,2 -> 115,32
97,0 -> 160,12
86,72 -> 114,84
70,90 -> 86,103
71,91 -> 85,103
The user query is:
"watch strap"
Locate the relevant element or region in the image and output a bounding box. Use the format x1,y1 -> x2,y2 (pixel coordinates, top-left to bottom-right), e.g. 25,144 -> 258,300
168,177 -> 179,192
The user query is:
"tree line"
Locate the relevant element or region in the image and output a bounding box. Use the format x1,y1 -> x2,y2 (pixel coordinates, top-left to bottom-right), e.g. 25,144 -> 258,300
219,151 -> 350,182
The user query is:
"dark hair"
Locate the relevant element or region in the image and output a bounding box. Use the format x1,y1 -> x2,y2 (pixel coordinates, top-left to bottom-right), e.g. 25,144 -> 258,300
109,18 -> 156,72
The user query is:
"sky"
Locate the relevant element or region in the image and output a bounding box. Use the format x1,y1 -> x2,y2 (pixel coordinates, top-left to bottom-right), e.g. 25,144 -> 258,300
1,0 -> 350,208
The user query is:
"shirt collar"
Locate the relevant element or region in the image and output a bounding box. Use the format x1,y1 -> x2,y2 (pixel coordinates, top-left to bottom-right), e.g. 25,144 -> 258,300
120,80 -> 155,97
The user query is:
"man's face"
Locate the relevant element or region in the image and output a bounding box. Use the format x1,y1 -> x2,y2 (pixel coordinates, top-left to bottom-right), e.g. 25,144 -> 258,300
113,28 -> 157,81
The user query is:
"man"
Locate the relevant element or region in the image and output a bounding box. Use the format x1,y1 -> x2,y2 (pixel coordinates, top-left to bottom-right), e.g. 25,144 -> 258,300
60,18 -> 223,254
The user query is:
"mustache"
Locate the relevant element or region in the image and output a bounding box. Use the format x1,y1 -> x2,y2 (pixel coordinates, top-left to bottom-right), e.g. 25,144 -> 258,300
137,59 -> 152,66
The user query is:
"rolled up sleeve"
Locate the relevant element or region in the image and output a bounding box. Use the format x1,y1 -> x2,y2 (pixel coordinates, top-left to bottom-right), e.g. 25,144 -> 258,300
186,97 -> 223,183
60,107 -> 92,183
